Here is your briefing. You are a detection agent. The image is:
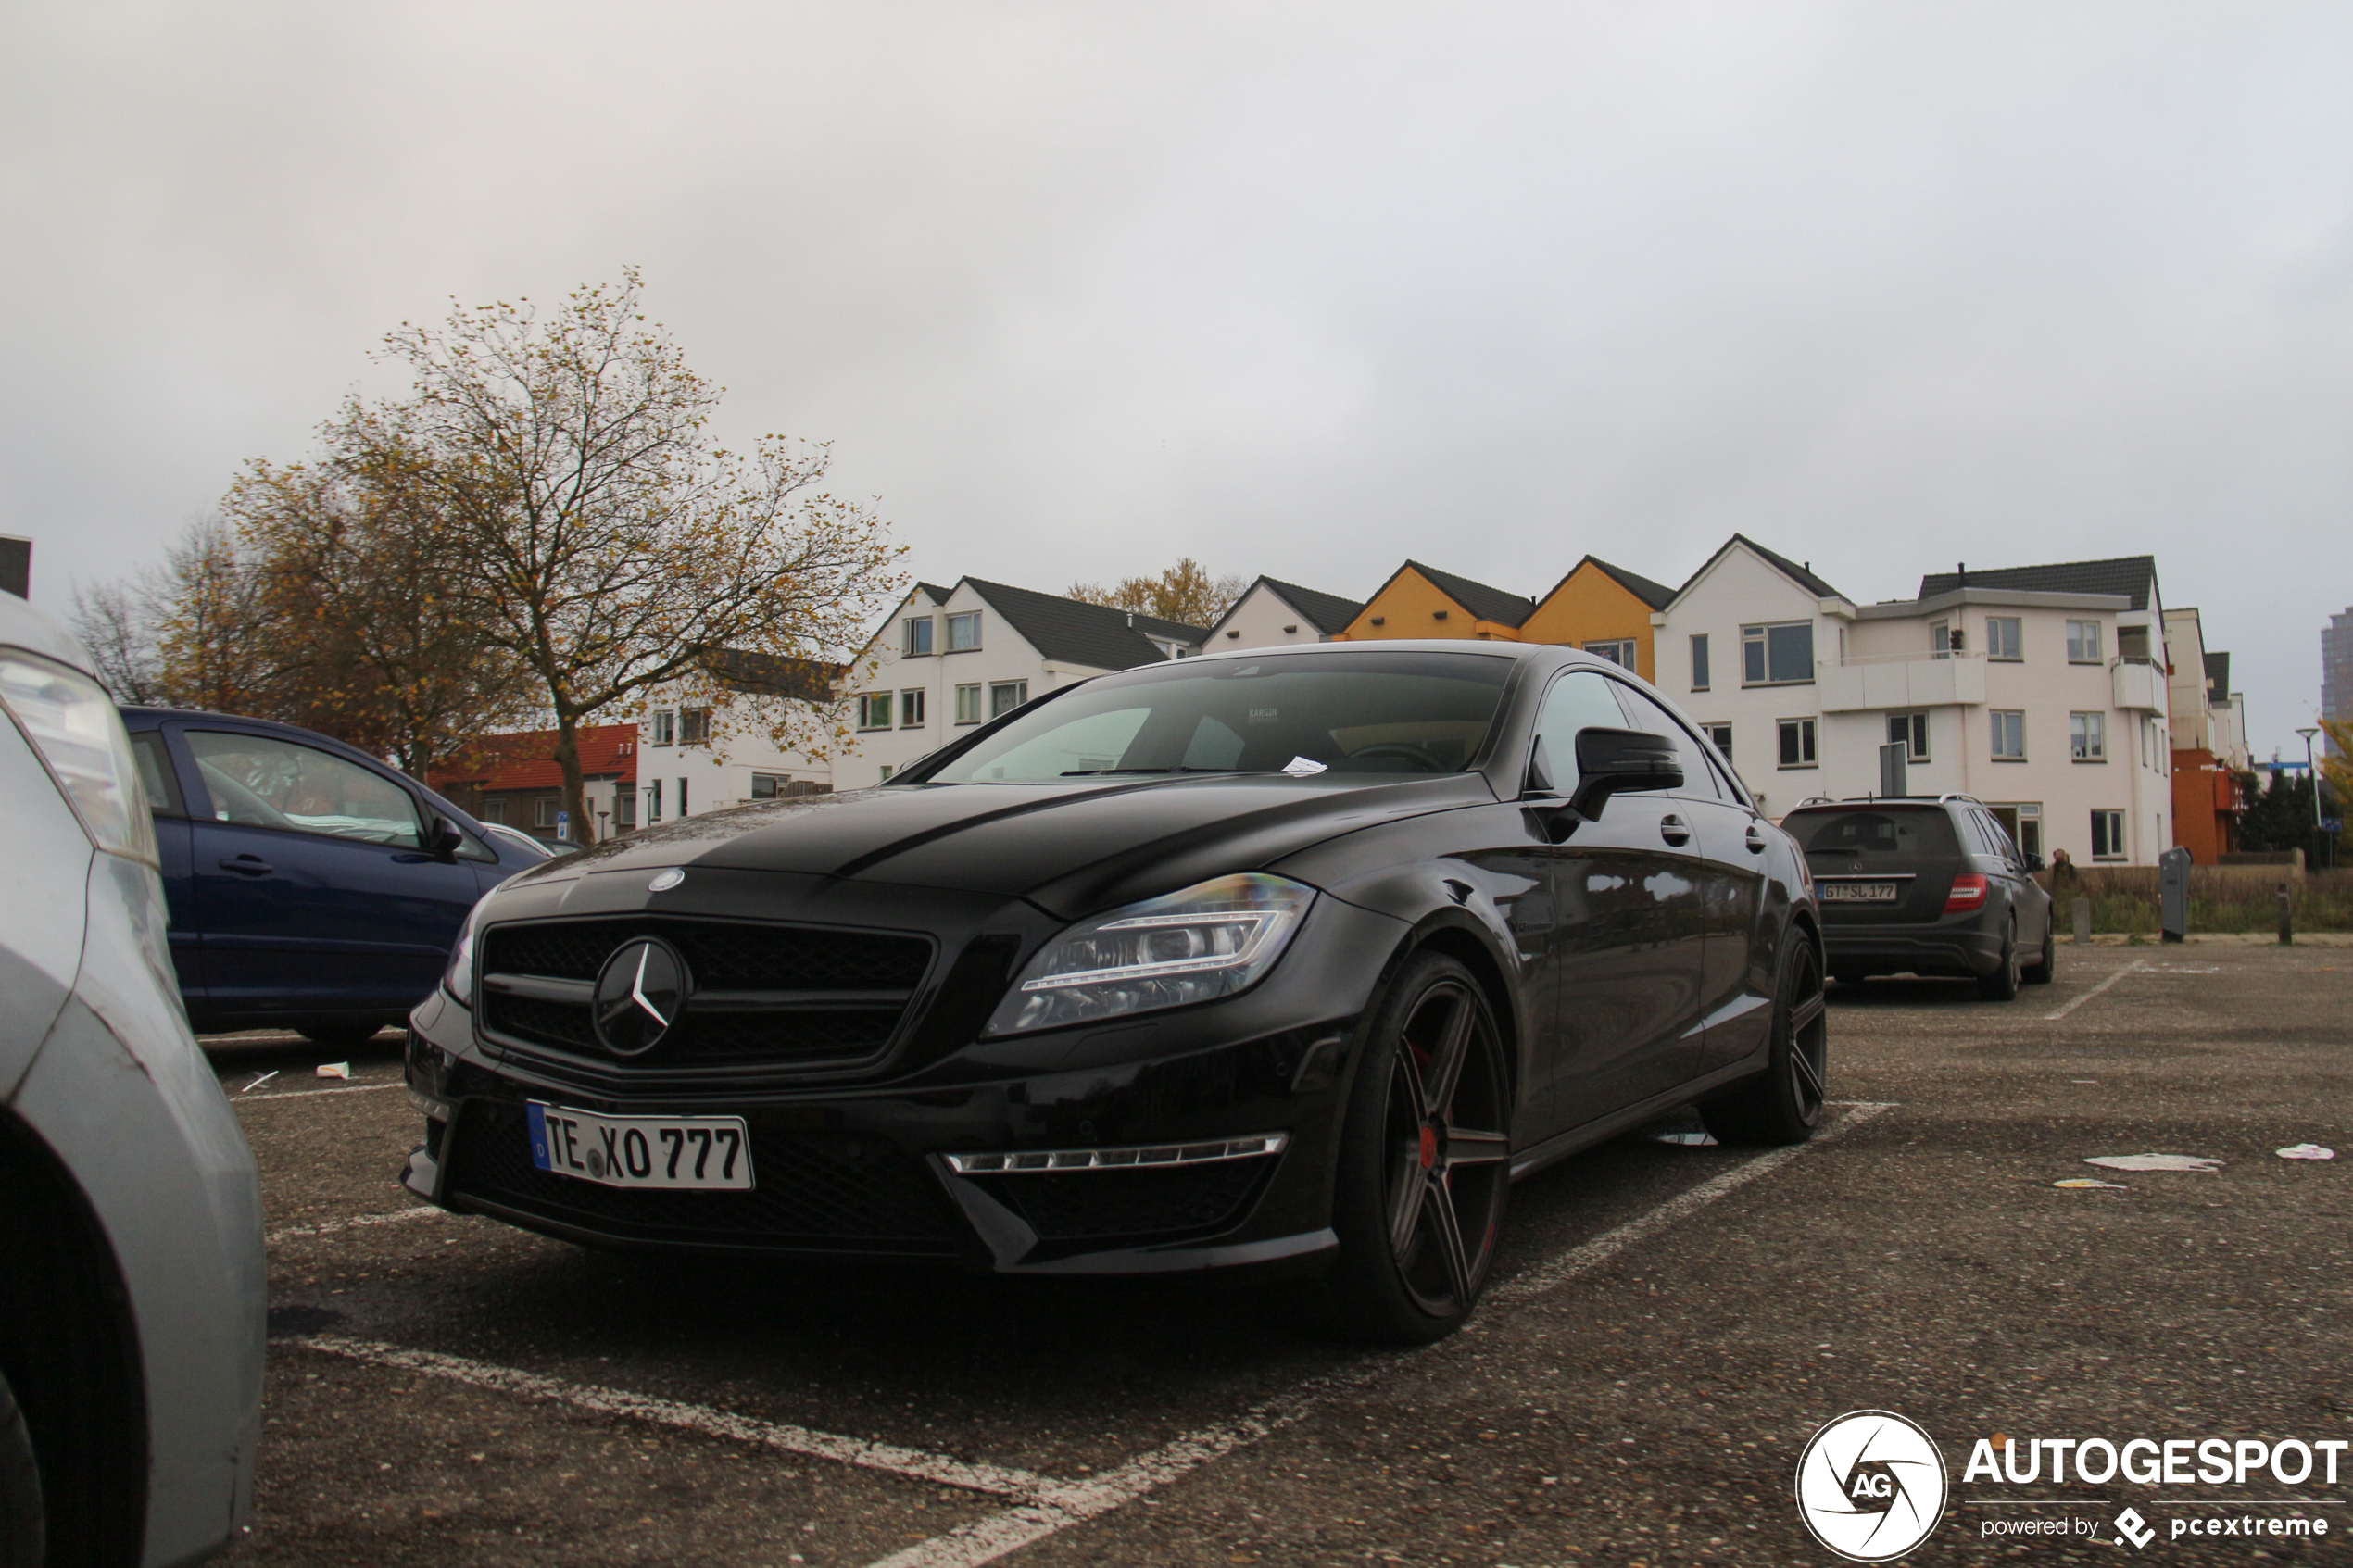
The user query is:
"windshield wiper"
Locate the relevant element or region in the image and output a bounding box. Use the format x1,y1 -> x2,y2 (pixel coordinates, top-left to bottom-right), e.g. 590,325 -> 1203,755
1058,767 -> 1236,776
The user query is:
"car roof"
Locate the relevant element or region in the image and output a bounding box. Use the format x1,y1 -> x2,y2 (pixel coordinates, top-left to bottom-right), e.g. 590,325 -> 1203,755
0,592 -> 100,675
1153,638 -> 1605,671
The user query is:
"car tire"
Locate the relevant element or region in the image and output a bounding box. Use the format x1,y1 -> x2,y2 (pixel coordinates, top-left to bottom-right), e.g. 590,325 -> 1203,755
299,1023 -> 385,1047
0,1368 -> 43,1568
1977,918 -> 2021,1001
1700,929 -> 1828,1147
2023,912 -> 2057,985
1317,951 -> 1513,1346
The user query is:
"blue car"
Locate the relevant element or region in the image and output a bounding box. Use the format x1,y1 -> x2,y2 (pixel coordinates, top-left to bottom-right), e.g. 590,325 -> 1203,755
120,709 -> 549,1043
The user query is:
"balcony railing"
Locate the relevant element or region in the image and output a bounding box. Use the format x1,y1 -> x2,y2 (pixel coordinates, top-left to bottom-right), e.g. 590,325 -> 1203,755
1818,651 -> 1986,713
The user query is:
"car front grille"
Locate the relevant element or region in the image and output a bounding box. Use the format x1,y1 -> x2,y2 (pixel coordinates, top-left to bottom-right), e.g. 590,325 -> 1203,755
978,1157 -> 1275,1243
477,917 -> 933,1075
446,1100 -> 961,1254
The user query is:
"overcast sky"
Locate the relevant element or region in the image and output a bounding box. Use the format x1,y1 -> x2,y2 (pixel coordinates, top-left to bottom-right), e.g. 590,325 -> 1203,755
4,2 -> 2348,759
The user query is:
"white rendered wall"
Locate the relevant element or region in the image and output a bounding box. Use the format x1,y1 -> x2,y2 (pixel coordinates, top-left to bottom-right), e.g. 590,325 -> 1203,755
1210,584 -> 1339,652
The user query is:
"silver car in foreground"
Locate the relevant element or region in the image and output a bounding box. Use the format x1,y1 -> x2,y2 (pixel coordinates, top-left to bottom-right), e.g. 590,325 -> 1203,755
0,596 -> 264,1566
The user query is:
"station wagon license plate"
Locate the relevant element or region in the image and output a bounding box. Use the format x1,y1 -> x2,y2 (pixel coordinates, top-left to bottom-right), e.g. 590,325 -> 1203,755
526,1102 -> 755,1190
1820,881 -> 1900,904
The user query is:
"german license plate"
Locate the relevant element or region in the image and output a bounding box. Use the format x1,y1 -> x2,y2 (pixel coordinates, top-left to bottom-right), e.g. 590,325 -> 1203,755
526,1102 -> 754,1190
1821,881 -> 1899,903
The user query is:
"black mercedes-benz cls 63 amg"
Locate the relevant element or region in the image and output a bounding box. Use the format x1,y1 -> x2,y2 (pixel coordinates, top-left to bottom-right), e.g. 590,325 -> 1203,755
402,641 -> 1825,1342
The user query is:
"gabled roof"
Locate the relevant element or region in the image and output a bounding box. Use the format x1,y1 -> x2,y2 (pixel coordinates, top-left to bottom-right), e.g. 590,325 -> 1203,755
428,722 -> 638,794
1225,575 -> 1365,635
2204,651 -> 2231,697
1670,534 -> 1846,608
961,578 -> 1208,671
1917,555 -> 2158,612
1359,560 -> 1535,628
916,582 -> 954,605
1536,555 -> 1678,612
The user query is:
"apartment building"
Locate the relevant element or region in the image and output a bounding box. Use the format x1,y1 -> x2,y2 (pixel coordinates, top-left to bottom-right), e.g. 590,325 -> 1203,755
1658,543 -> 2177,865
2163,608 -> 2250,861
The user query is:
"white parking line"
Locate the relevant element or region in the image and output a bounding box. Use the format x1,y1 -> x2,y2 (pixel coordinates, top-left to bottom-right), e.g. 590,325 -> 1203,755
267,1206 -> 455,1246
867,1102 -> 1897,1568
291,1335 -> 1051,1499
2043,959 -> 2146,1022
233,1081 -> 407,1102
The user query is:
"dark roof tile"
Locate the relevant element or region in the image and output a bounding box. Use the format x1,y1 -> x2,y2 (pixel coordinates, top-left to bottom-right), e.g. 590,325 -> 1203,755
961,578 -> 1208,671
1255,576 -> 1365,633
1404,561 -> 1536,627
1917,555 -> 2158,611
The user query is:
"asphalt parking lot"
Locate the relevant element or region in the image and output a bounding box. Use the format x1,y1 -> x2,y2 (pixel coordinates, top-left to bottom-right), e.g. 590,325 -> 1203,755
205,940 -> 2352,1567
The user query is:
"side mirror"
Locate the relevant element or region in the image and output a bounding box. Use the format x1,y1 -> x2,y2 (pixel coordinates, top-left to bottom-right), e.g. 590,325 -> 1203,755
428,815 -> 465,865
1569,727 -> 1682,819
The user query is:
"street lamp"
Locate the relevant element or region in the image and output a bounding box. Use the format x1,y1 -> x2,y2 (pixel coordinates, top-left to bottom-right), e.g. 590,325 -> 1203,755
2297,726 -> 2323,870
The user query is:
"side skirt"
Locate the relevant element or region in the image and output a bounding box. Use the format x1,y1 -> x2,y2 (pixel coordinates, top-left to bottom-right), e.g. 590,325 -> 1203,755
1505,1049 -> 1773,1184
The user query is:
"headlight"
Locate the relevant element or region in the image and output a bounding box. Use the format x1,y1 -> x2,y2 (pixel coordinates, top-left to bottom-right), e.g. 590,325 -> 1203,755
444,898 -> 489,1007
0,649 -> 157,867
984,872 -> 1316,1036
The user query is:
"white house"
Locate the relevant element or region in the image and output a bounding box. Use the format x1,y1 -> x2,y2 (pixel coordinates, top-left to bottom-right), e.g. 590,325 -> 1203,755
1657,540 -> 2176,865
834,578 -> 1209,788
1202,576 -> 1365,651
632,651 -> 838,827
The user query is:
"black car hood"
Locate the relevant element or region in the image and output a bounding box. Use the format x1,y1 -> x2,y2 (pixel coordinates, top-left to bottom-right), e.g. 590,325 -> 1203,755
524,772 -> 1494,919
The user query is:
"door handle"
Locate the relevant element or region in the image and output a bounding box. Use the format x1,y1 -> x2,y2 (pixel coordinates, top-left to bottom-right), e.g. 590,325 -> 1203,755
219,856 -> 274,876
1658,814 -> 1692,847
1745,824 -> 1768,854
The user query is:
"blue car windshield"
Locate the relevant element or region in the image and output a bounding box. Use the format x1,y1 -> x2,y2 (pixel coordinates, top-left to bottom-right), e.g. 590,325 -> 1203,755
925,651 -> 1514,784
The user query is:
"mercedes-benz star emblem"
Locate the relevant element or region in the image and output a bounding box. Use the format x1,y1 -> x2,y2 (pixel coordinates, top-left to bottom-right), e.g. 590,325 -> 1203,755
592,937 -> 688,1057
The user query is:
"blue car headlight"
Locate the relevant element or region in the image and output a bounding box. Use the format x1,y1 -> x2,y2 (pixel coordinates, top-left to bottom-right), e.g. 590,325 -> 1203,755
984,872 -> 1317,1037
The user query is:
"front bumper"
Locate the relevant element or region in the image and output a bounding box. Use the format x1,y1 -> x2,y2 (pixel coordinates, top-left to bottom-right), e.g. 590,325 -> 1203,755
403,888 -> 1407,1275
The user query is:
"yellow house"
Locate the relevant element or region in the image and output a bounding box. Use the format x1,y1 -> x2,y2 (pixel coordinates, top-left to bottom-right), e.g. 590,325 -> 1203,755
1335,561 -> 1536,643
1518,555 -> 1680,681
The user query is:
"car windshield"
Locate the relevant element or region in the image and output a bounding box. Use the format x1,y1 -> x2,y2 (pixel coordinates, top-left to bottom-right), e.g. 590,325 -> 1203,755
925,651 -> 1515,784
1784,807 -> 1960,863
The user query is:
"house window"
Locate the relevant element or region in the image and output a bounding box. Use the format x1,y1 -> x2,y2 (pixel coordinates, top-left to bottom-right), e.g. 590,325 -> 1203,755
1986,616 -> 2022,661
900,689 -> 926,727
749,773 -> 785,798
2067,620 -> 2103,663
946,611 -> 982,652
1583,639 -> 1635,670
954,684 -> 983,724
677,777 -> 688,816
2091,809 -> 2126,860
2070,711 -> 2106,761
679,707 -> 711,746
535,797 -> 560,828
1703,722 -> 1731,758
1887,711 -> 1929,762
1931,621 -> 1953,658
1743,621 -> 1815,685
648,709 -> 675,746
989,680 -> 1029,718
903,617 -> 934,657
1777,718 -> 1817,769
857,692 -> 893,730
479,797 -> 507,824
1690,634 -> 1711,691
877,764 -> 895,783
614,784 -> 635,829
1990,801 -> 2042,860
644,779 -> 661,822
1991,709 -> 2027,760
2144,715 -> 2163,771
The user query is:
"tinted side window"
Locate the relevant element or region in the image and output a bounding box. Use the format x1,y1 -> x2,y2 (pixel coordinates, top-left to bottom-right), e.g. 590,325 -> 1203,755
185,731 -> 423,849
1529,670 -> 1631,793
1608,682 -> 1723,800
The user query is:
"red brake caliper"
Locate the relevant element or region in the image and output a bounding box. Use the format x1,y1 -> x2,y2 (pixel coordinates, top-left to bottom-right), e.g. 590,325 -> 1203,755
1418,1124 -> 1438,1170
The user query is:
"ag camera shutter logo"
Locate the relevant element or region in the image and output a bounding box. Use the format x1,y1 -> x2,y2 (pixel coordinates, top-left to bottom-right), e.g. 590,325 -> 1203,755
1795,1410 -> 1950,1561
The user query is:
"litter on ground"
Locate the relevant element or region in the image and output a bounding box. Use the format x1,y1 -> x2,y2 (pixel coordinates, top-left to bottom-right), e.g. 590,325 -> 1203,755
315,1061 -> 352,1080
2055,1178 -> 2127,1189
2275,1144 -> 2336,1160
1653,1131 -> 1718,1147
239,1070 -> 279,1093
2083,1153 -> 2223,1173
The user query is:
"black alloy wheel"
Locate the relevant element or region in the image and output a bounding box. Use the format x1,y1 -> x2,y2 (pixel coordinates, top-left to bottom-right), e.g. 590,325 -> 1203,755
2023,910 -> 2057,985
1977,917 -> 2022,1001
1701,931 -> 1828,1146
1321,952 -> 1513,1344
